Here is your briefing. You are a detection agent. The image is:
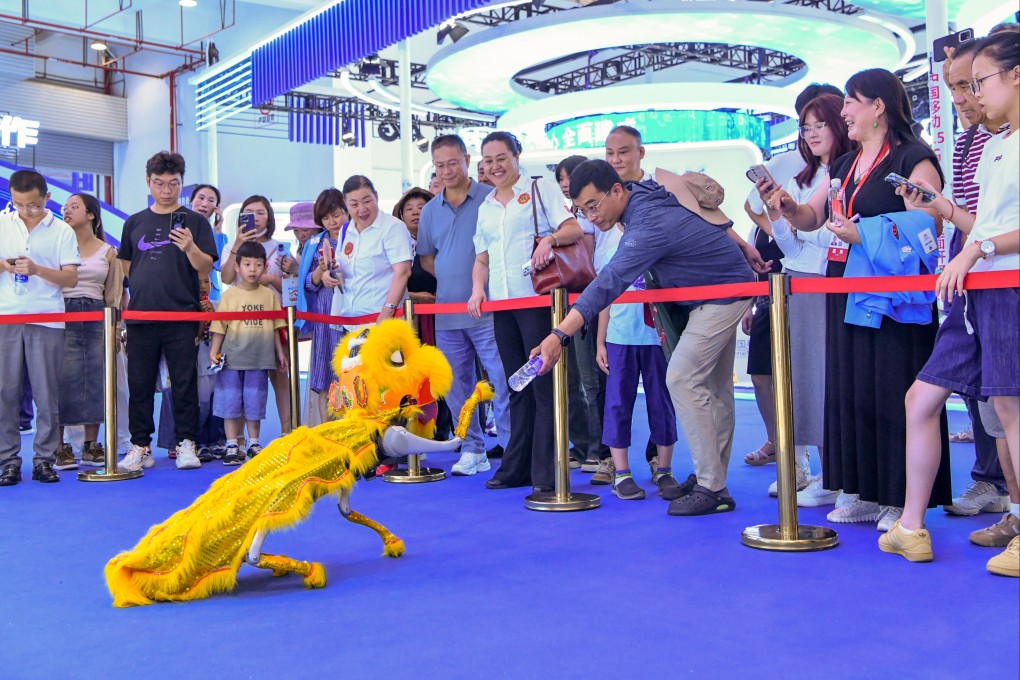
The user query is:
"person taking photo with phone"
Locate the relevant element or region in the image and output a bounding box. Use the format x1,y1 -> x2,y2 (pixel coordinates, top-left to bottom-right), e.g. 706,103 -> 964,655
117,151 -> 218,472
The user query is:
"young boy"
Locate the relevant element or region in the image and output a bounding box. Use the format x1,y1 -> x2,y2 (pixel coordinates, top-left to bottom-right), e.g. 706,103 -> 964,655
594,221 -> 678,501
210,240 -> 287,465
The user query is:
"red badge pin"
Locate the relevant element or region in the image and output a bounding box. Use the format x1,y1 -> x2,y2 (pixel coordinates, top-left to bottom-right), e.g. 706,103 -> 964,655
343,242 -> 354,256
518,193 -> 531,205
891,222 -> 899,239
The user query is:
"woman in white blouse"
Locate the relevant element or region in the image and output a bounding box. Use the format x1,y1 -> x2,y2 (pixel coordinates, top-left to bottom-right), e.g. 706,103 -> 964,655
332,175 -> 413,329
468,131 -> 584,491
761,93 -> 854,505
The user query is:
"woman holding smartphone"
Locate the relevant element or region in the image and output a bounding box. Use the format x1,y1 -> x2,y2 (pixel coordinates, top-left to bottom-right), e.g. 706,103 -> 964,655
758,69 -> 947,531
303,188 -> 349,423
221,195 -> 298,434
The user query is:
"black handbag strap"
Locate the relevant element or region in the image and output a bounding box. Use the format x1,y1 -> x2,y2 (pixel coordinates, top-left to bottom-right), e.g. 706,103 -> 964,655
530,176 -> 547,239
960,124 -> 979,163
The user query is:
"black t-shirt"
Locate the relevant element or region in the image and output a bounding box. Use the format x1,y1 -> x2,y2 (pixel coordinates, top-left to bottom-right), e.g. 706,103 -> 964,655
827,140 -> 943,277
118,206 -> 219,319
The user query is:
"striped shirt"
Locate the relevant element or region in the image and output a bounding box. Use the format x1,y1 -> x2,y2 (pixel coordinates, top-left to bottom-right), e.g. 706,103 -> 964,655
952,125 -> 994,214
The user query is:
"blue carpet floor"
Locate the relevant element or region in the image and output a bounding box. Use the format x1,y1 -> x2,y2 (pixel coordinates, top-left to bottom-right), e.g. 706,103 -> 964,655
1,394 -> 1017,679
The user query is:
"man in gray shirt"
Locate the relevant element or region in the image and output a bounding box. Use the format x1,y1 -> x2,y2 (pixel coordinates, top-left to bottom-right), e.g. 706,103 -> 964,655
418,134 -> 510,475
533,159 -> 754,516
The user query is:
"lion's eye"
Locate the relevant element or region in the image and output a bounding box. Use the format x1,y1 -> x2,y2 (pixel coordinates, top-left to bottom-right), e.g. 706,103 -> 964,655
389,350 -> 404,367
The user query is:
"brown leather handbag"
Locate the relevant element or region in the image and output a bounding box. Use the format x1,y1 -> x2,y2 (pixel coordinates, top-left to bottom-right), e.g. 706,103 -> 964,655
528,178 -> 596,294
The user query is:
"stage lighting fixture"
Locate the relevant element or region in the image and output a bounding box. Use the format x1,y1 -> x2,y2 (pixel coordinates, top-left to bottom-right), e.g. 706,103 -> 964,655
437,20 -> 470,45
90,40 -> 107,51
602,60 -> 622,80
179,0 -> 197,7
412,126 -> 429,152
360,54 -> 382,76
207,41 -> 220,66
378,120 -> 400,142
342,125 -> 356,146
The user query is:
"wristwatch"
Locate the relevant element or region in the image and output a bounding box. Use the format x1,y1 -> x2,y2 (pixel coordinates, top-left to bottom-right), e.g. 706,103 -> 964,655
550,328 -> 571,347
978,240 -> 996,259
384,303 -> 399,310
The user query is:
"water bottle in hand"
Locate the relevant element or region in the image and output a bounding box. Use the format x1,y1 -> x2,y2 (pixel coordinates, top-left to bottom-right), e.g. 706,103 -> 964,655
508,356 -> 543,392
13,272 -> 28,295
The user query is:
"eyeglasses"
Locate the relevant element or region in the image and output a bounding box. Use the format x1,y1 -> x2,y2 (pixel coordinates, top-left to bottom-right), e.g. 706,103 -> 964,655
970,69 -> 1009,95
578,191 -> 610,219
11,201 -> 45,214
150,179 -> 181,191
799,121 -> 828,137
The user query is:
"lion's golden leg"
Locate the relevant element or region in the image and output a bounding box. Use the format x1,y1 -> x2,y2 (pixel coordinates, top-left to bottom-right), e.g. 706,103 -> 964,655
254,554 -> 327,589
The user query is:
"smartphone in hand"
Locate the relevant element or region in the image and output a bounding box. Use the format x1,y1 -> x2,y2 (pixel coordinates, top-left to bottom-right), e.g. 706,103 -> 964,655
171,212 -> 187,229
884,173 -> 936,202
239,212 -> 256,234
746,164 -> 777,191
932,28 -> 973,63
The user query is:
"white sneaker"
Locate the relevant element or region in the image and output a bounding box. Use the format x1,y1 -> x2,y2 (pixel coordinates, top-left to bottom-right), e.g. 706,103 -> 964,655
452,452 -> 490,476
797,476 -> 841,507
120,444 -> 153,472
827,495 -> 881,523
876,505 -> 903,532
944,480 -> 1010,516
768,467 -> 809,497
175,439 -> 202,470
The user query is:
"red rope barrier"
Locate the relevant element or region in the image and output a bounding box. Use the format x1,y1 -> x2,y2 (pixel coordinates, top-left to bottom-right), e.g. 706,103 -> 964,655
1,271 -> 1015,325
0,312 -> 105,325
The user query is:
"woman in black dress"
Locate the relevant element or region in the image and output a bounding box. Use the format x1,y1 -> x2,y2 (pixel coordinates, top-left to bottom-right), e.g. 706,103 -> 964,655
760,68 -> 949,530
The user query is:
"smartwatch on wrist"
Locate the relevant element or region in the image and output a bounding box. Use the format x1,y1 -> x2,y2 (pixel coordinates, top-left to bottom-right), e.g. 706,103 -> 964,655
550,328 -> 571,347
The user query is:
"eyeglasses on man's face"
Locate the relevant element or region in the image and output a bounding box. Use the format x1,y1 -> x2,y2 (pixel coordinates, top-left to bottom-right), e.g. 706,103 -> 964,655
578,191 -> 610,219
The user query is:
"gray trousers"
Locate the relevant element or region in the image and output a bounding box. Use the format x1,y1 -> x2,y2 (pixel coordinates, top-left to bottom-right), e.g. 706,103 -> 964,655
0,324 -> 64,467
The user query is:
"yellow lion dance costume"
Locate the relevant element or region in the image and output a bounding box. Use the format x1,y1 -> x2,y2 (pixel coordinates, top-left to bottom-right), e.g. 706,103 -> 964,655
105,320 -> 493,607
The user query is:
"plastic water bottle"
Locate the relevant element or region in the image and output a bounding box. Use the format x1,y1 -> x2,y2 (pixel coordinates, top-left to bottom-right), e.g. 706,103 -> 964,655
13,272 -> 28,295
828,178 -> 845,223
508,356 -> 543,392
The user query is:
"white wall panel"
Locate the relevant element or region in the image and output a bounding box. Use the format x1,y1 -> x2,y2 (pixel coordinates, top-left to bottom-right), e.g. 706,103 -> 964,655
1,79 -> 128,142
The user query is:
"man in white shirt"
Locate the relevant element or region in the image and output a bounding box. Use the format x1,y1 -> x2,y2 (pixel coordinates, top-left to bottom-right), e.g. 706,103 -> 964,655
0,169 -> 80,486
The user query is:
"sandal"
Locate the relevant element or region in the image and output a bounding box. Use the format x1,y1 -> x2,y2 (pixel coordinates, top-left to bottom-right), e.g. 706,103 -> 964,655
744,443 -> 776,466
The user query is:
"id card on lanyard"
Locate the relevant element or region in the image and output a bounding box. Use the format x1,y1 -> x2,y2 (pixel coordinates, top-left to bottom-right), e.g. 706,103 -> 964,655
827,142 -> 890,263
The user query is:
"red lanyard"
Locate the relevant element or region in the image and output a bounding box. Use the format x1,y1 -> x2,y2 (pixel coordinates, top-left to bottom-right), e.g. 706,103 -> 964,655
841,141 -> 890,217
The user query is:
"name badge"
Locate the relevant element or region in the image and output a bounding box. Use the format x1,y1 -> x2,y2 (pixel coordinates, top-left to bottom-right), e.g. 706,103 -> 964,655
918,228 -> 938,255
827,233 -> 849,263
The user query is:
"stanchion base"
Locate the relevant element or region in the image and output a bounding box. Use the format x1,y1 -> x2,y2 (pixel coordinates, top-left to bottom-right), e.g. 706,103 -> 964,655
382,467 -> 446,484
741,524 -> 839,551
78,468 -> 144,482
525,491 -> 601,512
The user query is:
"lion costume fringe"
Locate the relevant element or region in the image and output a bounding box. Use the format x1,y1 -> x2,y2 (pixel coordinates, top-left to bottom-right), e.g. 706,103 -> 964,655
105,320 -> 493,607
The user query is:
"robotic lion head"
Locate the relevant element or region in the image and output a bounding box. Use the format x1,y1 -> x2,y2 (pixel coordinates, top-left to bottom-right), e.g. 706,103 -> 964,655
328,320 -> 453,437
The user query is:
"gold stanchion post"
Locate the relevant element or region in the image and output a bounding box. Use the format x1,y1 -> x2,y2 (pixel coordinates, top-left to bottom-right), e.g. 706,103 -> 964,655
742,273 -> 837,550
525,288 -> 600,512
79,307 -> 142,482
383,299 -> 446,484
286,306 -> 301,429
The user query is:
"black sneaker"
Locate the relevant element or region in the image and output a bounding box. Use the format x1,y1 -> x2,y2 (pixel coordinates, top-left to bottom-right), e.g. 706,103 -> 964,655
197,446 -> 215,463
486,444 -> 504,459
208,444 -> 226,459
655,472 -> 679,497
667,485 -> 736,516
246,444 -> 262,459
661,473 -> 698,501
222,445 -> 243,466
611,477 -> 646,500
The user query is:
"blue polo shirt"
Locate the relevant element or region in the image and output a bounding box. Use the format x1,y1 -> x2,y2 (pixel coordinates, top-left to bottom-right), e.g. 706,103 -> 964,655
417,180 -> 494,331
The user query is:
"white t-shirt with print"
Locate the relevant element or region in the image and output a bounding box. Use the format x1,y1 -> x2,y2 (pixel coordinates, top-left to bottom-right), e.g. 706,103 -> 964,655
969,130 -> 1019,273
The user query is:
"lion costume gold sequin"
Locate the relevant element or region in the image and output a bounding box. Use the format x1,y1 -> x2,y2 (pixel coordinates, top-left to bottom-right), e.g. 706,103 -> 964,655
105,320 -> 493,607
